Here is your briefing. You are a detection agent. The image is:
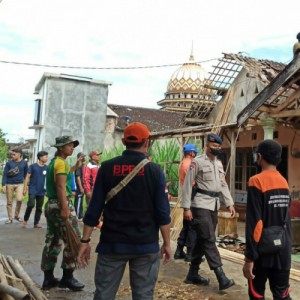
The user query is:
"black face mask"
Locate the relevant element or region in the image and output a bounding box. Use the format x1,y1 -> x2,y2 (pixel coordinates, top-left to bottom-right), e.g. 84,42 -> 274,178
209,148 -> 222,156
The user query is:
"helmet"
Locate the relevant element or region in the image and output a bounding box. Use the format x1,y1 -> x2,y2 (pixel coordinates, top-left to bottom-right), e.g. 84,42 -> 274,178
183,143 -> 199,153
297,32 -> 300,40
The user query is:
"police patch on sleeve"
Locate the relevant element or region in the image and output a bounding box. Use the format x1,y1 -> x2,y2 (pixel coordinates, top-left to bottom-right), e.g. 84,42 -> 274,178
190,161 -> 196,170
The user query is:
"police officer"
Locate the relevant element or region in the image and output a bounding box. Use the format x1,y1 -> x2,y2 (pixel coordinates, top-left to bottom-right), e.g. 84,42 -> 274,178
174,144 -> 198,261
181,133 -> 235,290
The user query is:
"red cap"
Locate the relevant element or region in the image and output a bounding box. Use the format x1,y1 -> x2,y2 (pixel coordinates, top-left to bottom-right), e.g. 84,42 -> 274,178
89,150 -> 102,158
123,122 -> 150,143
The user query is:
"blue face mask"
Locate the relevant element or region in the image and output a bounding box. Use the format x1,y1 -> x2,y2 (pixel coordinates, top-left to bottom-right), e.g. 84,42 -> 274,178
209,148 -> 222,156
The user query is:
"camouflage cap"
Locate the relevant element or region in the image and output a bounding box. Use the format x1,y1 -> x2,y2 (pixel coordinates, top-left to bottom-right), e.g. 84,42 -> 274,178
51,136 -> 79,148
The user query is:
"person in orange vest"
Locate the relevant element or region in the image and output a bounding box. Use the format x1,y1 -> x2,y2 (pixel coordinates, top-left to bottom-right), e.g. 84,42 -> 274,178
174,144 -> 199,262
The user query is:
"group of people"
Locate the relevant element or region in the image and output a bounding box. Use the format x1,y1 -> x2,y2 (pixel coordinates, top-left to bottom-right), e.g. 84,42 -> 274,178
1,122 -> 293,300
1,148 -> 49,228
1,148 -> 101,227
1,143 -> 102,291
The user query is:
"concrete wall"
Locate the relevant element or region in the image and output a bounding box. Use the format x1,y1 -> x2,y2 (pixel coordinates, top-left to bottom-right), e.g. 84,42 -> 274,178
209,68 -> 266,124
224,124 -> 300,217
34,76 -> 109,159
103,116 -> 124,151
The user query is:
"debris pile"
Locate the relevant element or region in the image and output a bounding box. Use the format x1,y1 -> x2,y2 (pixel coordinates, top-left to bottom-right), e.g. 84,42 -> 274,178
217,234 -> 246,254
0,254 -> 47,300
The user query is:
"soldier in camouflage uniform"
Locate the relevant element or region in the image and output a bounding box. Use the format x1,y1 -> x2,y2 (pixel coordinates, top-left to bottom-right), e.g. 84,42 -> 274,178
41,136 -> 85,291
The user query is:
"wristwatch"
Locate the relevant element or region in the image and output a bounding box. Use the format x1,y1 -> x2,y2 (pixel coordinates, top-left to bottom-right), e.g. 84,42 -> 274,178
80,237 -> 91,243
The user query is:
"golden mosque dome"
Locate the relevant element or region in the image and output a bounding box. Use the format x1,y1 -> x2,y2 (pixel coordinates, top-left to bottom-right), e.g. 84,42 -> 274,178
166,53 -> 208,94
157,52 -> 214,116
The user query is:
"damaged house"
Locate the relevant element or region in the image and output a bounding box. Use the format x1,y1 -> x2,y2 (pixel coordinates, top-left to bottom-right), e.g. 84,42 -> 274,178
151,52 -> 300,223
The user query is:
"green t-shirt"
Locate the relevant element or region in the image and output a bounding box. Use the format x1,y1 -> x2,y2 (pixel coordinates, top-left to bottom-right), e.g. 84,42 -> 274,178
46,156 -> 72,199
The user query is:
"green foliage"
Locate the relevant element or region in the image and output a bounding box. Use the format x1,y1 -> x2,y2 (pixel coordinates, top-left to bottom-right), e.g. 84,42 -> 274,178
97,141 -> 181,196
101,145 -> 125,162
150,139 -> 180,196
0,128 -> 8,164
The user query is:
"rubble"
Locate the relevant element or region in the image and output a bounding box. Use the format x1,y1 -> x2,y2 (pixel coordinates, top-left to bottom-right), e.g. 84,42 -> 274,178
0,254 -> 47,300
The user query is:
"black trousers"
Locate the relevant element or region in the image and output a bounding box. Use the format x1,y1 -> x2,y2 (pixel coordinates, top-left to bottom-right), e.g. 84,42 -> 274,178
177,219 -> 196,250
191,207 -> 222,269
74,192 -> 84,219
23,194 -> 44,225
248,266 -> 291,300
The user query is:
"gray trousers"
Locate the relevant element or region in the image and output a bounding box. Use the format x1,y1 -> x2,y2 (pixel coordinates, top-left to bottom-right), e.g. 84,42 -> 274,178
93,252 -> 160,300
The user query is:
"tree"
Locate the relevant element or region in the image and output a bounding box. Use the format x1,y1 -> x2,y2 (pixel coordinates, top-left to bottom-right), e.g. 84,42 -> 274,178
0,129 -> 8,163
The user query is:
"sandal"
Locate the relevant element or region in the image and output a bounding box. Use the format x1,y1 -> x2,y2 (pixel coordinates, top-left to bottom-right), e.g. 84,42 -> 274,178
5,219 -> 12,224
14,217 -> 22,222
34,224 -> 43,228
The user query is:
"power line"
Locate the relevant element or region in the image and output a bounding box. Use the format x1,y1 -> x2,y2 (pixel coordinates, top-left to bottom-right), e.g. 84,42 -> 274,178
0,57 -> 220,70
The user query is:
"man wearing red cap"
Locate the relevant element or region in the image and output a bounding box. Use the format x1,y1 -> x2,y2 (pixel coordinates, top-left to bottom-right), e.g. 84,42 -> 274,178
84,150 -> 102,206
78,122 -> 171,300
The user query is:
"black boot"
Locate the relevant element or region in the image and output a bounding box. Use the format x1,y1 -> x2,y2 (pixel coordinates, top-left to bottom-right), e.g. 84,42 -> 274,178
214,267 -> 235,290
59,269 -> 85,291
42,270 -> 60,290
174,245 -> 186,259
184,264 -> 210,285
184,248 -> 192,262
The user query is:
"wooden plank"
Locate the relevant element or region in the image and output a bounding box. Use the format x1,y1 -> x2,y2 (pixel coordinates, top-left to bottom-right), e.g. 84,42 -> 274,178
273,88 -> 300,113
6,257 -> 48,300
185,118 -> 208,124
218,247 -> 300,282
0,283 -> 30,300
237,53 -> 300,127
271,109 -> 300,118
229,130 -> 236,196
0,264 -> 14,300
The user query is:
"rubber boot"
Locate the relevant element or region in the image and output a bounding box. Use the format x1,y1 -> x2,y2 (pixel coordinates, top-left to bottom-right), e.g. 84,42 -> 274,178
214,266 -> 235,290
184,264 -> 210,285
59,269 -> 85,291
174,245 -> 185,259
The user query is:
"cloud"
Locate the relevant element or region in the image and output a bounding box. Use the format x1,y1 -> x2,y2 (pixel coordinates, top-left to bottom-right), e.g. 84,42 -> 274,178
0,0 -> 299,142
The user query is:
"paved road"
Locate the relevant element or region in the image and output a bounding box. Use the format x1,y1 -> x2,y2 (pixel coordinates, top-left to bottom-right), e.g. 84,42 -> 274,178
0,193 -> 299,299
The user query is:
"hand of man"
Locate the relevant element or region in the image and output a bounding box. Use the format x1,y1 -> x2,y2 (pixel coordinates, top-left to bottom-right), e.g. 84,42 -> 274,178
86,191 -> 92,199
243,261 -> 255,280
228,205 -> 236,218
77,243 -> 91,268
2,186 -> 6,193
60,206 -> 71,220
183,209 -> 193,221
160,243 -> 172,265
23,186 -> 28,196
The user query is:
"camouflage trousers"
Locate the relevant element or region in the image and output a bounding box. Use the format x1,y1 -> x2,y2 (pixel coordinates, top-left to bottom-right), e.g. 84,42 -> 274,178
41,198 -> 81,271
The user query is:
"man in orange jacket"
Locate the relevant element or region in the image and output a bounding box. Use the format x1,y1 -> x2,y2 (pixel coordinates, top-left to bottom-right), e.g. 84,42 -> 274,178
174,144 -> 199,262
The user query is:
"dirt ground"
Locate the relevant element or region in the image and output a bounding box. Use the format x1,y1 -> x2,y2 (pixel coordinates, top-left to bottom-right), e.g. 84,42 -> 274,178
0,193 -> 299,300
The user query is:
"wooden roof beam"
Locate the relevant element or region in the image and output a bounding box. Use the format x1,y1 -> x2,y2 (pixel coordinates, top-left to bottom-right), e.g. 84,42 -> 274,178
185,118 -> 208,124
237,53 -> 300,126
273,88 -> 300,112
270,109 -> 300,118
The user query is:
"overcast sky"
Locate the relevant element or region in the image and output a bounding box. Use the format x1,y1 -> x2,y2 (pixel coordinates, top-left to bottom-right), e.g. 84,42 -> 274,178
0,0 -> 298,142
